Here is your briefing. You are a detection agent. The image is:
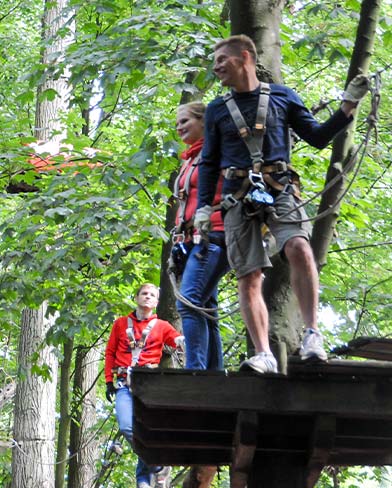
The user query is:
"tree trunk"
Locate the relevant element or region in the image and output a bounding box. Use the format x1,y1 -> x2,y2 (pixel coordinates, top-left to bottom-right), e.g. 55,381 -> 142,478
11,305 -> 58,488
35,0 -> 73,142
311,0 -> 381,268
55,339 -> 74,488
12,1 -> 75,486
230,0 -> 285,82
68,346 -> 100,488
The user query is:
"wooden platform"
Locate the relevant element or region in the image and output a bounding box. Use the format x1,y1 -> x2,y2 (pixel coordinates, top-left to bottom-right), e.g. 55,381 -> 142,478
332,336 -> 392,361
131,358 -> 392,487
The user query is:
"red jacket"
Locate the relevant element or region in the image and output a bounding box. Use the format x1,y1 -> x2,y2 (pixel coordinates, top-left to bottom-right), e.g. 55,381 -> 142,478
175,138 -> 224,235
104,312 -> 180,383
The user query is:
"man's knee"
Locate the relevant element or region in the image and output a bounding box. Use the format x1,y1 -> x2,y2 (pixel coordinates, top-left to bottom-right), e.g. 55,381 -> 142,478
238,270 -> 263,301
284,236 -> 313,261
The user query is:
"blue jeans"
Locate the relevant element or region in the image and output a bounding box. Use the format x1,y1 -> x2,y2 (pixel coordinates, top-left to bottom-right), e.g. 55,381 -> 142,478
115,386 -> 160,485
177,233 -> 230,370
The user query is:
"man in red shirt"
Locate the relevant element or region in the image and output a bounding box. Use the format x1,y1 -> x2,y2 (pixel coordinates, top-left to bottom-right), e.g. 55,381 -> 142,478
105,283 -> 184,488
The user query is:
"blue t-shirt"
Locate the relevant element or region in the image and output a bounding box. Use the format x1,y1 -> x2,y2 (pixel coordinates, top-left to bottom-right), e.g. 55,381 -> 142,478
198,83 -> 352,205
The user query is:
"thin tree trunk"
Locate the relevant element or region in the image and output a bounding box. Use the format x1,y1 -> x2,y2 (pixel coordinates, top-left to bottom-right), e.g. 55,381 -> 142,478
311,0 -> 381,267
55,339 -> 74,488
12,1 -> 75,486
11,305 -> 58,488
68,346 -> 100,488
35,0 -> 73,142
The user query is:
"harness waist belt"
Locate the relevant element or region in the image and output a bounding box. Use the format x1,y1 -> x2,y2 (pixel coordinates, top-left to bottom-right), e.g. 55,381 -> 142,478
112,364 -> 159,376
221,162 -> 294,180
221,167 -> 249,180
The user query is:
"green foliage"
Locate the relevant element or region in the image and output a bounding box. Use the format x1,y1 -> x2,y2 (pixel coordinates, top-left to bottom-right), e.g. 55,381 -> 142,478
0,0 -> 391,486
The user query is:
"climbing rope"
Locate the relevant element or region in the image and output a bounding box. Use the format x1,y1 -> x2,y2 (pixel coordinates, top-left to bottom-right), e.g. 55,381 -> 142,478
169,270 -> 241,322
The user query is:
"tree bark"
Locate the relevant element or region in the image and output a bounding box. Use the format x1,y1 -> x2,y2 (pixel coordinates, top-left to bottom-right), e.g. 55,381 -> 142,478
311,0 -> 381,268
230,0 -> 285,82
68,346 -> 100,488
35,0 -> 73,142
55,339 -> 74,488
11,305 -> 58,488
12,1 -> 75,486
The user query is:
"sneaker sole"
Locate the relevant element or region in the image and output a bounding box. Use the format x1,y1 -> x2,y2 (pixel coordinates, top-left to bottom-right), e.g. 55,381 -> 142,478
300,353 -> 328,363
239,362 -> 278,374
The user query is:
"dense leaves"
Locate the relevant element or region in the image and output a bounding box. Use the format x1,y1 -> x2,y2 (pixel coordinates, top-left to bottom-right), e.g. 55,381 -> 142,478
0,0 -> 391,486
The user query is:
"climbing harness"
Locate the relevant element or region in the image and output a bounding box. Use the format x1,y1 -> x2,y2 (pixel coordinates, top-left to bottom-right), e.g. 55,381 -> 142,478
111,318 -> 158,389
172,152 -> 201,241
221,82 -> 275,213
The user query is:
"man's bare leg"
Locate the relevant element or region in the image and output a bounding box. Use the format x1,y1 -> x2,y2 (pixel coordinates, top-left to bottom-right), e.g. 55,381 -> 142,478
237,270 -> 278,373
284,237 -> 319,330
284,237 -> 327,361
237,269 -> 271,353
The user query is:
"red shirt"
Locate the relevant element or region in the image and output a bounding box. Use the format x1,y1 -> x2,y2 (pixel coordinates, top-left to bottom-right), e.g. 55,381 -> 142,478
104,312 -> 180,383
175,138 -> 224,234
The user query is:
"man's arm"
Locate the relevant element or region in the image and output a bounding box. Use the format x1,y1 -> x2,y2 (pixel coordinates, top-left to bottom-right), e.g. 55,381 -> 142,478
289,74 -> 370,149
104,322 -> 118,383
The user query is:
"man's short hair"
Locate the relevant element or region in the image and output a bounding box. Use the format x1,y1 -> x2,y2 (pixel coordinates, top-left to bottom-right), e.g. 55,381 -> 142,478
136,283 -> 160,299
214,35 -> 257,64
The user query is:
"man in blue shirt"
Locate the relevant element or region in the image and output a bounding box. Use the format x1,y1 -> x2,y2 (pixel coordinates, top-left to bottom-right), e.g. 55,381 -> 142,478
195,34 -> 369,373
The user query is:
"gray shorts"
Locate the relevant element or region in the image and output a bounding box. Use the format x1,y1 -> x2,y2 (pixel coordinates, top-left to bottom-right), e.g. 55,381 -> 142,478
223,191 -> 312,278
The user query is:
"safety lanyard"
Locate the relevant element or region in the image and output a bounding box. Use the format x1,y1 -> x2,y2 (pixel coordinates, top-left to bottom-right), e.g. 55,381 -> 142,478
126,317 -> 157,367
223,82 -> 270,168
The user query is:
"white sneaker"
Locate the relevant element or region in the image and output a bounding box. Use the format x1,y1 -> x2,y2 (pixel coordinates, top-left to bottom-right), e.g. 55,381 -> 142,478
239,352 -> 278,373
299,328 -> 328,361
153,466 -> 171,488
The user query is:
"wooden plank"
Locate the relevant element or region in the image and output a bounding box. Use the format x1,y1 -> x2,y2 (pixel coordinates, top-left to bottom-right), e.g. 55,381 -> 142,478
328,449 -> 392,466
332,337 -> 392,361
133,418 -> 233,449
131,368 -> 392,471
132,369 -> 392,419
132,436 -> 231,465
231,411 -> 258,488
133,397 -> 236,432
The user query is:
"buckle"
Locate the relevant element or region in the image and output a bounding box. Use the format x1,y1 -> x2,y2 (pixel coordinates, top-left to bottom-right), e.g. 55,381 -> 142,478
221,194 -> 238,210
172,232 -> 185,243
248,170 -> 265,188
224,166 -> 238,180
238,127 -> 250,138
282,183 -> 295,195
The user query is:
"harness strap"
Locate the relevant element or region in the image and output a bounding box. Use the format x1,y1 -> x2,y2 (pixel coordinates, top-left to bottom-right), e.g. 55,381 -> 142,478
221,83 -> 270,210
126,317 -> 158,367
223,82 -> 270,166
173,153 -> 201,236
